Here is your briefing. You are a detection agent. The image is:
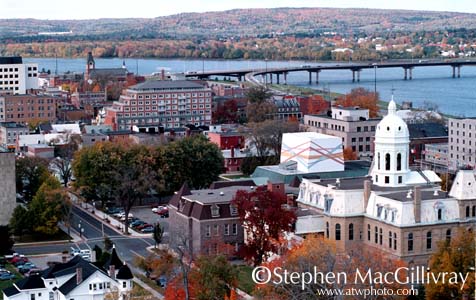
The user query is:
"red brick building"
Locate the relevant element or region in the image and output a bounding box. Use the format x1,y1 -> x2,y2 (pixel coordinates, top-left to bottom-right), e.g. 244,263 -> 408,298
208,131 -> 244,150
0,94 -> 56,124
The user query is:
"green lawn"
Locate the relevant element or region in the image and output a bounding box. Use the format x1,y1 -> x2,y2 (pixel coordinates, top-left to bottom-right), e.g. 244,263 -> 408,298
0,264 -> 23,300
235,265 -> 255,295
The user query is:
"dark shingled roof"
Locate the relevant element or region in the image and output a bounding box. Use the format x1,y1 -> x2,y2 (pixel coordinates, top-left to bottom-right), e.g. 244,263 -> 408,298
117,264 -> 133,280
58,259 -> 107,295
104,247 -> 123,270
130,80 -> 206,91
408,123 -> 448,139
42,255 -> 82,279
3,286 -> 20,297
169,182 -> 192,208
89,68 -> 128,78
15,274 -> 45,290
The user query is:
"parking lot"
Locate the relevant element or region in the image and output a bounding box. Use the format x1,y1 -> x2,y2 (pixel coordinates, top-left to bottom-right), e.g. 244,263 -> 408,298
125,206 -> 169,234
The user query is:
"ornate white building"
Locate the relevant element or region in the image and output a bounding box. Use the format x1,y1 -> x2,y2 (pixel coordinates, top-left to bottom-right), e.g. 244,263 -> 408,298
297,101 -> 476,264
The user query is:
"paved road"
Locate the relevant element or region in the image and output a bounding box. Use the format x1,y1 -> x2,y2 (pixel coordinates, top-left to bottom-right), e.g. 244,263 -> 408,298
14,206 -> 156,264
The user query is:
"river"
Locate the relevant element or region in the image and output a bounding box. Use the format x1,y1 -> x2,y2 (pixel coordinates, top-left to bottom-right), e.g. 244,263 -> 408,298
24,57 -> 476,117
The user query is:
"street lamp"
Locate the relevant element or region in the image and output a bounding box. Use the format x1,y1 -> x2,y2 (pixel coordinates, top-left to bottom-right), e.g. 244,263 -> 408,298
78,221 -> 82,238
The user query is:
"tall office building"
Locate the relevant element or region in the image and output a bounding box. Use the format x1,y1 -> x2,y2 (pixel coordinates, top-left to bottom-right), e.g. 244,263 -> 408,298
0,57 -> 39,94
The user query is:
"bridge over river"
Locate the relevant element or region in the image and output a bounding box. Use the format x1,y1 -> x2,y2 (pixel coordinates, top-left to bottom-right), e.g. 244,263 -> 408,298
183,59 -> 476,85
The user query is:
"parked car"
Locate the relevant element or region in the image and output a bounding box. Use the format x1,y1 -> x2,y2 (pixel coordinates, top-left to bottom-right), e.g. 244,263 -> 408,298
14,259 -> 29,267
157,275 -> 167,287
0,273 -> 15,280
106,207 -> 123,215
25,269 -> 42,277
10,255 -> 28,264
136,224 -> 152,231
130,220 -> 146,228
119,213 -> 134,221
140,227 -> 154,233
18,262 -> 36,273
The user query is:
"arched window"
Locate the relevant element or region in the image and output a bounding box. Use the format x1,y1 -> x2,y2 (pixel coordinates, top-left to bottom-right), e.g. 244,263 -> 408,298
326,222 -> 329,239
397,153 -> 402,171
367,224 -> 371,241
393,232 -> 397,250
408,233 -> 413,252
437,209 -> 442,221
335,224 -> 341,241
472,206 -> 476,217
466,206 -> 470,218
446,229 -> 451,242
378,152 -> 381,170
389,231 -> 392,248
349,223 -> 354,241
374,226 -> 378,243
379,228 -> 383,245
426,231 -> 432,249
385,153 -> 391,170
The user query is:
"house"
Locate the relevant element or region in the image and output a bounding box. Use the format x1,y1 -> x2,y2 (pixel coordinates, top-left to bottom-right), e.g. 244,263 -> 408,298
2,247 -> 133,300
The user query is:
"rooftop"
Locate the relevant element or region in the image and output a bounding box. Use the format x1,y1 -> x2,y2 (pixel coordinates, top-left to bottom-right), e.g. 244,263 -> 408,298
0,122 -> 27,129
0,57 -> 22,64
307,113 -> 381,122
130,80 -> 207,91
408,122 -> 448,138
383,189 -> 451,202
185,185 -> 254,204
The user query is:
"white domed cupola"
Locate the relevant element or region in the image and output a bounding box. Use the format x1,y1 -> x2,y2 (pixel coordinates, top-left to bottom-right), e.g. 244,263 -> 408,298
371,98 -> 410,187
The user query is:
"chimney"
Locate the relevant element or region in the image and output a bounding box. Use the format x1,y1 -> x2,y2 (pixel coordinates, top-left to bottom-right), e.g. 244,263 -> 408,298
76,267 -> 82,285
363,180 -> 372,209
109,265 -> 116,280
414,186 -> 421,223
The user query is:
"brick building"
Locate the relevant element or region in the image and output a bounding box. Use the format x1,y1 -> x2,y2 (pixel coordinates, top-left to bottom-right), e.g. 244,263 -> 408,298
408,122 -> 448,166
208,131 -> 244,150
0,94 -> 57,124
104,80 -> 212,131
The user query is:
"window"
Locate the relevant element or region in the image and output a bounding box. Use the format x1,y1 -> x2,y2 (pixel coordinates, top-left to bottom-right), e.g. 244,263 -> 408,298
374,226 -> 378,243
385,153 -> 391,170
205,225 -> 211,237
31,294 -> 36,300
473,206 -> 476,217
232,224 -> 238,235
377,153 -> 380,170
466,206 -> 470,217
367,224 -> 371,241
437,209 -> 442,221
335,223 -> 341,240
385,176 -> 390,184
229,204 -> 238,216
379,228 -> 383,245
123,282 -> 127,288
214,224 -> 219,236
349,223 -> 354,240
211,204 -> 220,217
446,229 -> 451,242
326,222 -> 329,238
49,292 -> 54,300
389,231 -> 392,248
393,233 -> 397,250
397,153 -> 402,171
398,176 -> 402,184
408,233 -> 413,252
426,231 -> 432,249
224,224 -> 230,235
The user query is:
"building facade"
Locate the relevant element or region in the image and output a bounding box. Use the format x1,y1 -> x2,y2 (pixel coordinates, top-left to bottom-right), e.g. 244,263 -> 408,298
0,57 -> 38,94
0,148 -> 16,225
168,183 -> 246,255
304,106 -> 381,160
0,122 -> 28,149
448,117 -> 476,171
105,80 -> 212,131
0,94 -> 57,124
408,122 -> 448,166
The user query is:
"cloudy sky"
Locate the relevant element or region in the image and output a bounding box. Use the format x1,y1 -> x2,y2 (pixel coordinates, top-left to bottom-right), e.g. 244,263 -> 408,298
2,0 -> 475,19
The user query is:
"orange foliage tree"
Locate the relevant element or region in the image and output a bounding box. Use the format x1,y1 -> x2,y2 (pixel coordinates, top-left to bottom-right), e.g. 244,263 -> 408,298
335,87 -> 379,118
343,146 -> 358,161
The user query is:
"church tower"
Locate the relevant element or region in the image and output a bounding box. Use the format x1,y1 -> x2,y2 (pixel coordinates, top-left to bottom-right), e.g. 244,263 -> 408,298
370,99 -> 410,187
85,52 -> 95,80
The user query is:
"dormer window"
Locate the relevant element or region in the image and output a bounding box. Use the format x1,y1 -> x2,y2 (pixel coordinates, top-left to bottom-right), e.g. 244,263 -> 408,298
229,204 -> 238,216
324,195 -> 333,213
377,205 -> 383,218
391,210 -> 396,223
211,204 -> 220,217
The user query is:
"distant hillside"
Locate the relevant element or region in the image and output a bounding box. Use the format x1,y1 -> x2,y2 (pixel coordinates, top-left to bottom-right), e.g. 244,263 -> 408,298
1,7 -> 476,40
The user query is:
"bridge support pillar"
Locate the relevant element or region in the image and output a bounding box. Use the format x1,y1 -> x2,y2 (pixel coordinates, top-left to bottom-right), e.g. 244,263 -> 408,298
284,72 -> 287,85
404,68 -> 408,80
308,71 -> 312,85
357,70 -> 360,82
269,74 -> 273,84
276,74 -> 280,84
458,66 -> 461,78
315,71 -> 320,84
352,70 -> 355,82
408,68 -> 413,80
452,66 -> 455,78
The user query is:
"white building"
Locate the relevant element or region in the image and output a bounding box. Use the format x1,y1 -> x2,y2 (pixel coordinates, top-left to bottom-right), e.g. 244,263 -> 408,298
280,132 -> 344,173
3,247 -> 133,300
0,57 -> 38,94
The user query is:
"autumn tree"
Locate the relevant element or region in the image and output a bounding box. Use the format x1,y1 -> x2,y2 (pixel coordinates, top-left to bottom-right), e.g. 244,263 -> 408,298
153,223 -> 164,248
426,228 -> 475,300
29,175 -> 71,236
335,87 -> 379,118
245,86 -> 276,122
213,99 -> 239,124
232,186 -> 297,266
161,135 -> 223,192
16,156 -> 50,202
343,146 -> 358,160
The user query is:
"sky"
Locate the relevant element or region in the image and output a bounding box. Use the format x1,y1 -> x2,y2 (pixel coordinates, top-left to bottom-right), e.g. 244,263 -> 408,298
1,0 -> 476,19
